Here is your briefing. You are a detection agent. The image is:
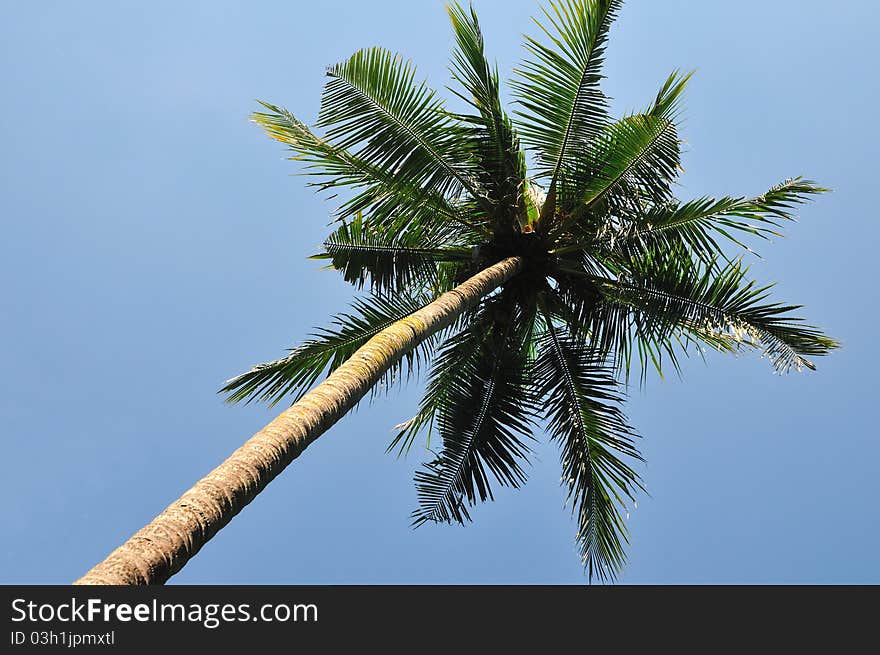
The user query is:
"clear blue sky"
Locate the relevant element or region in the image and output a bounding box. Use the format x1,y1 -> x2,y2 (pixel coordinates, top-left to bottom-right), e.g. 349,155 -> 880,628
2,0 -> 877,584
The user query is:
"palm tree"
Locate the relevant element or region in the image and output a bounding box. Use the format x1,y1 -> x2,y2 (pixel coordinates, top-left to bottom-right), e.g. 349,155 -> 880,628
76,0 -> 837,585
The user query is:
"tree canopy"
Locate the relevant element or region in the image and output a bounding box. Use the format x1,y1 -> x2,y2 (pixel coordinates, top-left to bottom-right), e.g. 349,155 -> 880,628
223,0 -> 837,581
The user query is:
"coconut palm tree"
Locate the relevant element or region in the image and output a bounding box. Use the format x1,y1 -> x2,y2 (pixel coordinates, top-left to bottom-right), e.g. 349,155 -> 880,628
76,0 -> 837,585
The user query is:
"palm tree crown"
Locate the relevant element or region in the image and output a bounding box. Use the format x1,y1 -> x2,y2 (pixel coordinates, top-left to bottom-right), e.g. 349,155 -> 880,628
223,0 -> 838,581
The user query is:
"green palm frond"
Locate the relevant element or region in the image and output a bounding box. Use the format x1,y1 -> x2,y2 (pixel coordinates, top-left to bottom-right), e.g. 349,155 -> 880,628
573,72 -> 690,215
612,178 -> 829,261
511,0 -> 620,182
252,102 -> 409,195
647,69 -> 691,120
314,213 -> 472,292
410,296 -> 537,525
448,2 -> 527,232
535,318 -> 643,581
251,103 -> 465,234
548,280 -> 637,372
546,274 -> 672,384
601,246 -> 839,373
222,292 -> 440,406
319,47 -> 490,210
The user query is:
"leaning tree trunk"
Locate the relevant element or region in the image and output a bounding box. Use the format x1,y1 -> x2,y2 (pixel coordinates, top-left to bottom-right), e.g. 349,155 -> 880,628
75,256 -> 523,585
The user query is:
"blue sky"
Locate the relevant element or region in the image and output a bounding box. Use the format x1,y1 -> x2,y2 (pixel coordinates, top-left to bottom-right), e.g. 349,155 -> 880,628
1,0 -> 877,584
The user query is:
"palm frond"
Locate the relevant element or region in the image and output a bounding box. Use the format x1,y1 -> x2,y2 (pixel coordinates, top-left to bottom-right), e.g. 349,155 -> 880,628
314,213 -> 471,292
547,275 -> 666,384
611,177 -> 829,261
547,276 -> 634,368
577,112 -> 679,211
511,0 -> 621,181
410,295 -> 537,525
253,102 -> 407,194
601,246 -> 839,373
252,103 -> 464,233
448,2 -> 527,233
535,318 -> 643,581
319,47 -> 490,211
221,292 -> 439,406
564,70 -> 690,225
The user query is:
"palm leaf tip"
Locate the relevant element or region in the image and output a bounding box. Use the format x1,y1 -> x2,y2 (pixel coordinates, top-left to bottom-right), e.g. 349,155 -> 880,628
649,69 -> 693,120
753,177 -> 830,216
250,102 -> 311,149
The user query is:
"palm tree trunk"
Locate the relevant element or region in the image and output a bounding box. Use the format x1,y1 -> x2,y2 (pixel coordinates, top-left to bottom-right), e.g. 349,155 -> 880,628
74,256 -> 523,585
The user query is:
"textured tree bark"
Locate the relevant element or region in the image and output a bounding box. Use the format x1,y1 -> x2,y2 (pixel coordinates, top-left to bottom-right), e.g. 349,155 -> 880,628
75,256 -> 523,585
